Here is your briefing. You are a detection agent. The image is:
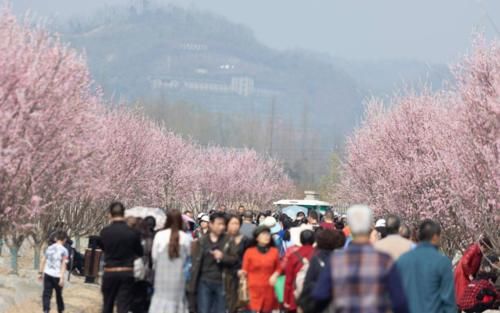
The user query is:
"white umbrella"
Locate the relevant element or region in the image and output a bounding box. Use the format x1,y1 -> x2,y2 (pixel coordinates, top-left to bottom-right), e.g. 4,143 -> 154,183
125,207 -> 166,230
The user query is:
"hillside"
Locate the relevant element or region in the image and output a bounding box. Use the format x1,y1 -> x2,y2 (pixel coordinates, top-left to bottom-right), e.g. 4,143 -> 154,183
54,4 -> 450,186
59,5 -> 364,132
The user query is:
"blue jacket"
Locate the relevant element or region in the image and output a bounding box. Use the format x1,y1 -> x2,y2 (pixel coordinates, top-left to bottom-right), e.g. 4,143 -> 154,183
396,242 -> 456,313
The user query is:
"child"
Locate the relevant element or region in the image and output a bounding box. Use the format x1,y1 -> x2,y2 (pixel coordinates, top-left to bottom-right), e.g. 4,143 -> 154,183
458,255 -> 498,313
39,230 -> 69,313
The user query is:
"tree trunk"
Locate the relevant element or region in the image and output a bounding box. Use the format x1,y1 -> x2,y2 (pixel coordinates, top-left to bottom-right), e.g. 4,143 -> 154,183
9,246 -> 19,275
33,242 -> 42,270
5,234 -> 25,275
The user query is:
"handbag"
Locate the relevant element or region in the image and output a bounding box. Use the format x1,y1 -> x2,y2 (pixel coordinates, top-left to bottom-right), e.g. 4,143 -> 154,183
237,275 -> 250,307
134,257 -> 146,280
274,275 -> 286,303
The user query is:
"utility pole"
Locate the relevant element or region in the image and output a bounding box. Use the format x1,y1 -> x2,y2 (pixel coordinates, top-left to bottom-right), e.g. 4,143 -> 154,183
268,96 -> 276,156
301,99 -> 308,159
301,97 -> 310,186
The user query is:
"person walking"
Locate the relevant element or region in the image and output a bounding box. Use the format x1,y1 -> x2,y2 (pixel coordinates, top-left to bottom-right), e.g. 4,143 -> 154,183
193,214 -> 210,240
240,210 -> 257,239
399,224 -> 412,240
297,229 -> 345,313
223,214 -> 249,313
188,212 -> 230,313
371,219 -> 387,242
237,205 -> 246,217
320,210 -> 335,230
374,214 -> 413,260
306,211 -> 320,230
454,235 -> 493,303
396,219 -> 456,313
39,230 -> 69,313
129,218 -> 156,313
149,209 -> 191,313
284,230 -> 315,312
240,226 -> 280,313
99,202 -> 144,313
312,205 -> 408,313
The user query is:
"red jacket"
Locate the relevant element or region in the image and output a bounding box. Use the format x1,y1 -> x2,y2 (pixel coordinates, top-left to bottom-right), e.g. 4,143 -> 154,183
320,221 -> 335,230
242,247 -> 281,312
454,243 -> 483,301
284,245 -> 315,310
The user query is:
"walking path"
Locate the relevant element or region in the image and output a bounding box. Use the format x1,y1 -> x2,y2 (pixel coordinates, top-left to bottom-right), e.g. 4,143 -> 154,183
0,252 -> 101,313
3,275 -> 101,313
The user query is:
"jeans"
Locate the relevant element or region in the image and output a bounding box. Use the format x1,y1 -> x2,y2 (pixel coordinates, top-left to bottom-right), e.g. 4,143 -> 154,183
197,279 -> 225,313
42,274 -> 64,313
101,271 -> 135,313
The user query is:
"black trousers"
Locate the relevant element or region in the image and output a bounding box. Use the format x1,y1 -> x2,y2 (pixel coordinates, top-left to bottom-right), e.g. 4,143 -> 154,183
42,274 -> 64,313
102,271 -> 135,313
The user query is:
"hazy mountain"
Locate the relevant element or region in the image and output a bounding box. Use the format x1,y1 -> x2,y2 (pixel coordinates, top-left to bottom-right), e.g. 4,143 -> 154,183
58,5 -> 365,134
47,3 -> 451,186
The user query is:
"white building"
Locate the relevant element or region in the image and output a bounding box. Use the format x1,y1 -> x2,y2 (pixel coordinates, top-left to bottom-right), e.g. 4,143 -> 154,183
231,76 -> 254,96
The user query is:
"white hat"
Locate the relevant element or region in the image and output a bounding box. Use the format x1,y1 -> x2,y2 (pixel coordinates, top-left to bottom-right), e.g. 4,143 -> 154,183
200,215 -> 210,223
347,205 -> 373,235
375,219 -> 386,228
261,216 -> 281,234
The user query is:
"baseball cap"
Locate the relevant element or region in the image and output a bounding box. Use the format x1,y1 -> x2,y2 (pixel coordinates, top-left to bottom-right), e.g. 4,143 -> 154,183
375,219 -> 386,228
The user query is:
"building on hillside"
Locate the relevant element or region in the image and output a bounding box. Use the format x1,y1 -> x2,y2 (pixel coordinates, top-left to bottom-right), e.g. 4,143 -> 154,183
151,76 -> 258,97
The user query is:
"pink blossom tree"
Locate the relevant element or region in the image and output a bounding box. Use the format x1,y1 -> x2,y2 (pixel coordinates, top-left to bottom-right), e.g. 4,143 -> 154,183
339,38 -> 499,253
181,147 -> 293,214
0,8 -> 105,272
448,38 -> 499,250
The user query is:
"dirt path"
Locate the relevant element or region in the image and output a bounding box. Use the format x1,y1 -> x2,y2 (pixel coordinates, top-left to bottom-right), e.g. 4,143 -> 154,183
5,276 -> 101,313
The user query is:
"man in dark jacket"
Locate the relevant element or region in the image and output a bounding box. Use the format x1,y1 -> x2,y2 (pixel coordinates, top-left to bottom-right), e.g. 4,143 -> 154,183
188,212 -> 233,313
99,202 -> 143,313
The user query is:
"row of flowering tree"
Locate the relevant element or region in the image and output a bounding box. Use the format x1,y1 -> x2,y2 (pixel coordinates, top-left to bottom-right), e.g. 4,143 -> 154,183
338,38 -> 499,255
0,8 -> 293,274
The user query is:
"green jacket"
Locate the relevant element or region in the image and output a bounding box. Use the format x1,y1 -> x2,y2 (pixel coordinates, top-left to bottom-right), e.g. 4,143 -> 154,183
396,242 -> 456,313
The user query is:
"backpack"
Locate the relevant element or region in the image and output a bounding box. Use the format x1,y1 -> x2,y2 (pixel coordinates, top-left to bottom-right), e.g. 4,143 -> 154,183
293,251 -> 310,299
297,257 -> 326,313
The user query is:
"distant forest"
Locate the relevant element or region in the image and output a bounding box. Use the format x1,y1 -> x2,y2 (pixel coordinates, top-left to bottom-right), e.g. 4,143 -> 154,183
55,3 -> 451,190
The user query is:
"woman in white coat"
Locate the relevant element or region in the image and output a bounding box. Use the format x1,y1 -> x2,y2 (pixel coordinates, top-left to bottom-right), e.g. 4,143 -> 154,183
149,209 -> 191,313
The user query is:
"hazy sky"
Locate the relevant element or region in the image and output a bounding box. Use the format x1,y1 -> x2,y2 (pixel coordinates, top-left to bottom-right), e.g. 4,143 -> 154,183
12,0 -> 500,63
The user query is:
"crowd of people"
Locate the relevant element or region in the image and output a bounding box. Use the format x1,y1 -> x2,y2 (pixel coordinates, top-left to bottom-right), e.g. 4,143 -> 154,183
39,202 -> 499,313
